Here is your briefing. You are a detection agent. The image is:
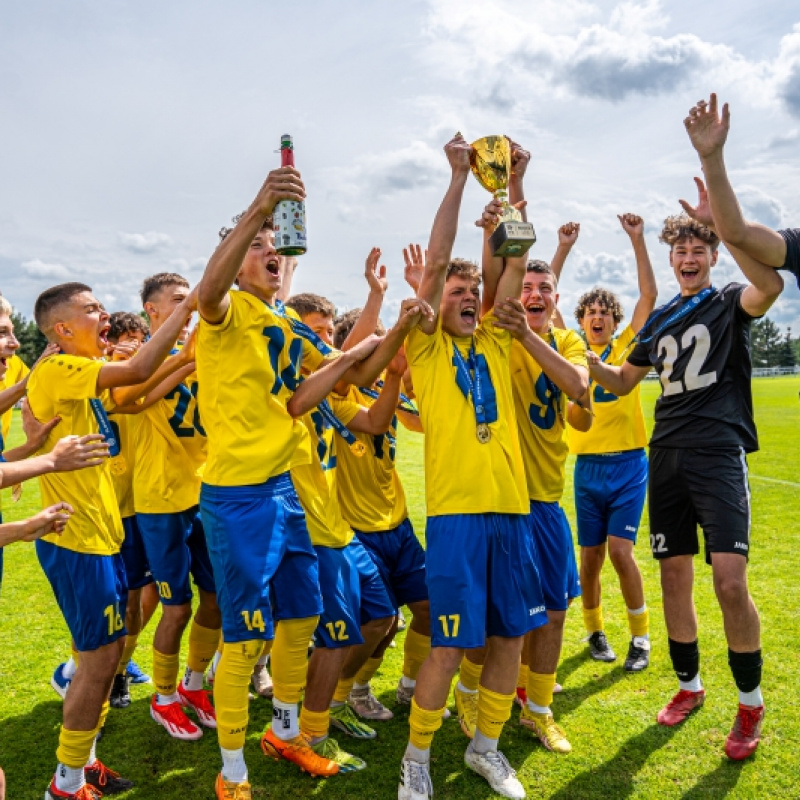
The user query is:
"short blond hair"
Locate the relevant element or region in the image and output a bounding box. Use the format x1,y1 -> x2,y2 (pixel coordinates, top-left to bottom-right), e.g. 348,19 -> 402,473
0,295 -> 12,316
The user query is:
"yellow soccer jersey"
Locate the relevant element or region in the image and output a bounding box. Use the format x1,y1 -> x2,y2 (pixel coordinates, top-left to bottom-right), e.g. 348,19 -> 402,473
197,290 -> 327,487
511,328 -> 587,502
330,385 -> 408,533
1,354 -> 29,446
406,312 -> 528,517
132,368 -> 206,514
109,412 -> 136,518
568,325 -> 647,455
27,354 -> 123,555
291,400 -> 360,548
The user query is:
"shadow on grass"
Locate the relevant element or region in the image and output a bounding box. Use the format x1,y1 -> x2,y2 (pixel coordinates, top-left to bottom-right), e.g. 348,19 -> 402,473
548,723 -> 679,800
554,660 -> 628,719
680,758 -> 744,799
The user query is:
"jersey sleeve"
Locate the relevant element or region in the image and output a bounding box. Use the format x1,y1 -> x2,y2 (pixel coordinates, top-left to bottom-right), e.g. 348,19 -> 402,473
329,394 -> 362,426
779,229 -> 800,283
40,355 -> 104,401
406,323 -> 441,366
561,330 -> 588,368
627,338 -> 651,367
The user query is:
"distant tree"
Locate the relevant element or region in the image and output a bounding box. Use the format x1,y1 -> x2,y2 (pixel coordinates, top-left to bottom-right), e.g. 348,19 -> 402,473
751,317 -> 783,368
10,311 -> 48,367
778,326 -> 796,368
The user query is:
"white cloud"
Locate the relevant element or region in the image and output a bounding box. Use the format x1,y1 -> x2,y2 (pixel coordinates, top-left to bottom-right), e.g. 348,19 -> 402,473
21,259 -> 71,279
737,186 -> 785,230
118,231 -> 173,253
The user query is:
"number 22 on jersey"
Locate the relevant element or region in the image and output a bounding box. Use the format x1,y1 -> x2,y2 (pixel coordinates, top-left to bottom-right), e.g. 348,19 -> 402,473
657,323 -> 717,396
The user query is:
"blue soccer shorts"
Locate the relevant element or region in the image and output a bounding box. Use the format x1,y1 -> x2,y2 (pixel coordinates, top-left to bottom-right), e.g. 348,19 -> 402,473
313,538 -> 395,649
137,506 -> 216,605
120,515 -> 153,590
36,540 -> 128,652
528,501 -> 581,611
200,473 -> 322,643
575,449 -> 648,548
425,512 -> 548,648
353,517 -> 428,612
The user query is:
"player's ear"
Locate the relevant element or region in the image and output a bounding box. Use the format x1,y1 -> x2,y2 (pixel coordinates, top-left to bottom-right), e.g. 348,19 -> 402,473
710,248 -> 719,267
53,321 -> 71,339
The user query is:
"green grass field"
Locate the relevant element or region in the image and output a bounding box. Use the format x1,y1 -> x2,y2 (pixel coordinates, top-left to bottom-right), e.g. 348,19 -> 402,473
2,377 -> 799,799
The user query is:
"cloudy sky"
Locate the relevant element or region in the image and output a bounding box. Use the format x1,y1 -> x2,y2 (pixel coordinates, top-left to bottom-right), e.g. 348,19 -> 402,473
2,0 -> 799,333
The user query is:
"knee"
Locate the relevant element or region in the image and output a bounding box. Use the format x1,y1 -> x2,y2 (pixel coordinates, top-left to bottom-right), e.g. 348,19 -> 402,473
162,603 -> 192,628
429,647 -> 464,676
580,546 -> 605,575
714,574 -> 749,609
547,609 -> 567,629
363,616 -> 394,637
409,601 -> 431,629
198,589 -> 220,613
608,540 -> 635,571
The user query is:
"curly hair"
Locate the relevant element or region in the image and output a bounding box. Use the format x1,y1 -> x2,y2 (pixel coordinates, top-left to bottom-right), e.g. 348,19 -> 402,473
446,258 -> 481,284
219,211 -> 274,242
108,311 -> 149,343
574,287 -> 624,325
333,308 -> 386,349
659,213 -> 719,250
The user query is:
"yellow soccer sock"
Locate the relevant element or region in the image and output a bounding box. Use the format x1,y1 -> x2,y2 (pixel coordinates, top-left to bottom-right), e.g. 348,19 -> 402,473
402,628 -> 431,681
409,697 -> 444,751
96,700 -> 110,734
333,674 -> 357,704
300,706 -> 330,741
271,616 -> 318,704
354,656 -> 383,688
188,620 -> 222,674
583,605 -> 604,635
517,662 -> 529,692
458,655 -> 483,692
215,639 -> 263,750
476,685 -> 514,742
152,648 -> 180,698
56,727 -> 97,770
628,606 -> 650,638
117,634 -> 139,676
527,672 -> 556,711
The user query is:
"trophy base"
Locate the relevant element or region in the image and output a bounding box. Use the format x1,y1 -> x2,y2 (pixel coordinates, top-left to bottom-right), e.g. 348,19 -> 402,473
490,221 -> 537,257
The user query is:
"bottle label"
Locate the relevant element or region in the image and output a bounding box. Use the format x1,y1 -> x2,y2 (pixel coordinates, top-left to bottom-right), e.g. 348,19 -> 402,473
273,199 -> 307,255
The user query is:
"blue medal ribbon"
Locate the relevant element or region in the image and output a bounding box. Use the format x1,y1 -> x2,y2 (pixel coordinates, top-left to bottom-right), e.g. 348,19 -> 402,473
452,341 -> 489,427
634,287 -> 714,346
358,381 -> 419,417
89,398 -> 120,456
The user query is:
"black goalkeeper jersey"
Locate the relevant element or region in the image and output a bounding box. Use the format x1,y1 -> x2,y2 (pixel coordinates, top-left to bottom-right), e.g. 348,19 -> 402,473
779,228 -> 800,287
627,283 -> 758,452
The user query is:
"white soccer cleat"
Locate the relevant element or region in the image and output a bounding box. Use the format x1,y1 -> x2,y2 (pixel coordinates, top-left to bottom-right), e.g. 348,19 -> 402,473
398,757 -> 433,800
464,743 -> 525,799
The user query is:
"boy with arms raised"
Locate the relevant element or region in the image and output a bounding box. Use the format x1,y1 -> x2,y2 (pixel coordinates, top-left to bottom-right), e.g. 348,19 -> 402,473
28,281 -> 195,799
397,136 -> 547,800
554,216 -> 658,670
197,165 -> 425,800
588,208 -> 782,760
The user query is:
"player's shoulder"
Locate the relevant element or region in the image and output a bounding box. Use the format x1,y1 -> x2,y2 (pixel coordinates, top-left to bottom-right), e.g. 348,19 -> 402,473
554,327 -> 583,348
35,352 -> 97,376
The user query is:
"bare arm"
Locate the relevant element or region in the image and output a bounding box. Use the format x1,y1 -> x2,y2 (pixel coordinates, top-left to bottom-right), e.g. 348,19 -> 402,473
198,168 -> 306,324
618,214 -> 658,332
275,256 -> 298,303
549,222 -> 580,282
0,380 -> 28,417
588,357 -> 650,397
416,136 -> 472,335
479,198 -> 507,315
113,362 -> 196,414
110,347 -> 193,407
684,94 -> 787,267
0,434 -> 108,488
0,503 -> 73,547
347,367 -> 404,437
341,247 -> 387,351
567,392 -> 593,433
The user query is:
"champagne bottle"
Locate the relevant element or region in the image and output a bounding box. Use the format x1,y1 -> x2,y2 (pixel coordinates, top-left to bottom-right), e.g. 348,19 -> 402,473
273,134 -> 307,256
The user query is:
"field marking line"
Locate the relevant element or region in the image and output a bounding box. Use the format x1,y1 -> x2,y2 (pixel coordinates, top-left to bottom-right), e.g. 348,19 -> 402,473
749,474 -> 800,488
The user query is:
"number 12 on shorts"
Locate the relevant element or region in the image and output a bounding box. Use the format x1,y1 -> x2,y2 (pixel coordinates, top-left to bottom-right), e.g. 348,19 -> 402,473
438,614 -> 460,638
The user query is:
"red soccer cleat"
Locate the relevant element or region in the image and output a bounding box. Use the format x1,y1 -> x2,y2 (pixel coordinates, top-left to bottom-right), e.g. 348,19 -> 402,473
724,704 -> 765,760
656,689 -> 706,726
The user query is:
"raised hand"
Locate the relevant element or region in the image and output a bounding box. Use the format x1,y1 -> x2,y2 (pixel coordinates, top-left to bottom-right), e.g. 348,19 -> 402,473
33,342 -> 60,368
108,340 -> 140,361
21,502 -> 74,541
444,134 -> 472,175
493,298 -> 531,341
558,222 -> 581,247
508,138 -> 531,184
395,297 -> 435,332
617,213 -> 644,238
347,333 -> 382,363
475,198 -> 504,230
679,177 -> 715,229
254,167 -> 306,217
403,244 -> 426,292
684,93 -> 730,159
51,434 -> 110,472
365,247 -> 388,295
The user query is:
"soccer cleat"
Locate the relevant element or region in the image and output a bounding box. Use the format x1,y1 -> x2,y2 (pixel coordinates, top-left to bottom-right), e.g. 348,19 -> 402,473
150,695 -> 204,740
84,760 -> 134,795
656,689 -> 706,726
349,685 -> 394,721
464,743 -> 526,799
125,659 -> 151,684
311,736 -> 367,773
260,727 -> 340,777
514,687 -> 527,708
454,685 -> 478,739
554,682 -> 563,694
724,704 -> 765,760
178,683 -> 217,728
329,702 -> 377,739
396,679 -> 414,706
251,663 -> 274,699
397,609 -> 407,632
519,707 -> 572,753
45,781 -> 102,799
51,663 -> 72,699
215,772 -> 252,799
110,674 -> 132,709
624,637 -> 651,673
586,630 -> 616,662
398,757 -> 433,800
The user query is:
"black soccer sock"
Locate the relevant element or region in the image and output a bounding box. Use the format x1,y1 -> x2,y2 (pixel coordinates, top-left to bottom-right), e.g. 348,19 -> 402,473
668,638 -> 700,683
728,649 -> 762,693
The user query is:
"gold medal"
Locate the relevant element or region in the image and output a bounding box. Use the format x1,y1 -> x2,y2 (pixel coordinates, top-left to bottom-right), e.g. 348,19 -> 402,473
109,455 -> 128,476
349,441 -> 367,457
476,423 -> 491,444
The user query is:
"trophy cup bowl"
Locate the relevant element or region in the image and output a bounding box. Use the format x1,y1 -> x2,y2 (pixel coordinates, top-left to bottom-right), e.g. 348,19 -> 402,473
469,135 -> 537,257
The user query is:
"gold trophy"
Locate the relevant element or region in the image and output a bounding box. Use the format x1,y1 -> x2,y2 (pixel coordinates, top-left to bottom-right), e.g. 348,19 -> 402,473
469,135 -> 536,257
